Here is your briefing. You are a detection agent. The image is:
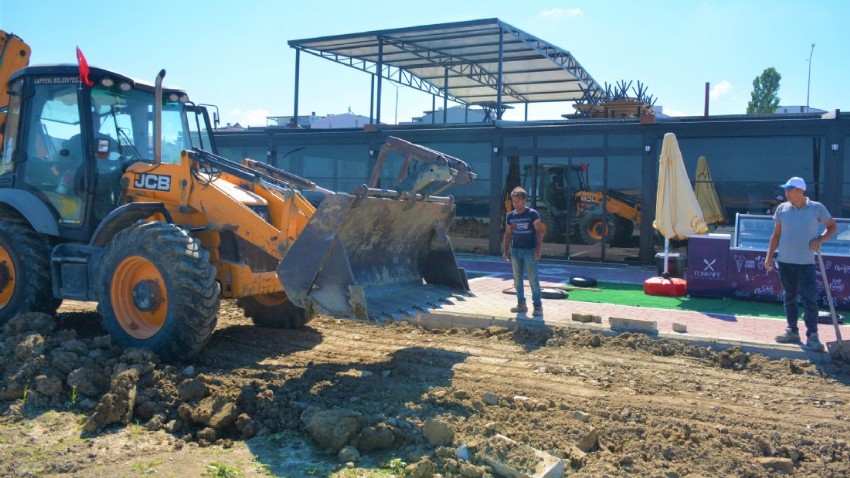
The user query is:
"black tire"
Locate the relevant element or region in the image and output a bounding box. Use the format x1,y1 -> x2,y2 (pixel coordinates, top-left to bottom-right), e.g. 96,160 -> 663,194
97,222 -> 220,362
0,215 -> 62,324
570,276 -> 598,287
578,211 -> 616,245
541,288 -> 568,299
237,293 -> 311,329
539,210 -> 567,244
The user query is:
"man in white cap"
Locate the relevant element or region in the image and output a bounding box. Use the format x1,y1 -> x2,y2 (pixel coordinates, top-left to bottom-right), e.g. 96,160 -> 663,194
765,177 -> 837,352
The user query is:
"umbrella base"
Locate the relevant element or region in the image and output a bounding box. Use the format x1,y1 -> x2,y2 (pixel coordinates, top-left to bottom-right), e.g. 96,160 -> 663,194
644,276 -> 687,297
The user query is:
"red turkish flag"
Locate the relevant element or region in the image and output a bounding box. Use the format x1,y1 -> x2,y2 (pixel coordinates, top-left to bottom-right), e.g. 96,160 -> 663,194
76,47 -> 94,87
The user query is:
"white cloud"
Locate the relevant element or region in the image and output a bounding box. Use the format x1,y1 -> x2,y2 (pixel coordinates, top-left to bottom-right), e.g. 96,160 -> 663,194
662,108 -> 688,117
228,108 -> 273,128
709,81 -> 733,100
541,7 -> 583,18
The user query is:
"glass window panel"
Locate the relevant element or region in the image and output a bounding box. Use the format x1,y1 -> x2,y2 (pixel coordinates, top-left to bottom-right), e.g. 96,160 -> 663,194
538,134 -> 604,149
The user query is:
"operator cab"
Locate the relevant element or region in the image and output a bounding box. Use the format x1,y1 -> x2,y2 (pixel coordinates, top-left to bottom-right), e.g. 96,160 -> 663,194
0,64 -> 215,241
521,163 -> 586,212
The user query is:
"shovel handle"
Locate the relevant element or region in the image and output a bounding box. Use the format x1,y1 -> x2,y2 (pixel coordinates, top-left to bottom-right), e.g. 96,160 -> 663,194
816,250 -> 844,345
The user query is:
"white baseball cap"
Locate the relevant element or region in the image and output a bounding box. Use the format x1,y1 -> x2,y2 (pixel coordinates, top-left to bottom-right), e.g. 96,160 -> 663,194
779,177 -> 806,191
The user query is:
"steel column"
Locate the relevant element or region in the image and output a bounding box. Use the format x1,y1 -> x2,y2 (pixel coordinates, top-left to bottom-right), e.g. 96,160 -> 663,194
443,69 -> 449,124
496,27 -> 504,120
376,38 -> 383,125
369,75 -> 375,124
293,49 -> 300,123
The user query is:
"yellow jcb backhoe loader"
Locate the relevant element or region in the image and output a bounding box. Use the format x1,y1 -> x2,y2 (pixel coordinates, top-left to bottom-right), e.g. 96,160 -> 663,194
0,32 -> 475,361
503,157 -> 640,246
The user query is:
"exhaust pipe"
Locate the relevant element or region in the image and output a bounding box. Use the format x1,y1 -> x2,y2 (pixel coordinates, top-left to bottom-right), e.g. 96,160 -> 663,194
154,69 -> 165,165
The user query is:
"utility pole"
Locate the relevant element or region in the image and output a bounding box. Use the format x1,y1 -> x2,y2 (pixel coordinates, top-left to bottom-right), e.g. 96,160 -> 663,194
806,43 -> 815,112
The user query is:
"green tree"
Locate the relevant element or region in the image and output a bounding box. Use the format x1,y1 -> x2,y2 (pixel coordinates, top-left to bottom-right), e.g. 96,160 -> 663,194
746,67 -> 782,114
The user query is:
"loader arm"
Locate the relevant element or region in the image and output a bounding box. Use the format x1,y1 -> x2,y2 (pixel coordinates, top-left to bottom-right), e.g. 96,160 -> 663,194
368,136 -> 477,196
122,149 -> 319,298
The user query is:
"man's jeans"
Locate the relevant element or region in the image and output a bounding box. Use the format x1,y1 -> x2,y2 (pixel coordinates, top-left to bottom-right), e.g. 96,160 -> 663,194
511,247 -> 542,307
777,261 -> 818,337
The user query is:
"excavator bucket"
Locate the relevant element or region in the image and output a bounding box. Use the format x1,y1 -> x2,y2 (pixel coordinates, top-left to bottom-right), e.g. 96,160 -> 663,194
277,137 -> 476,322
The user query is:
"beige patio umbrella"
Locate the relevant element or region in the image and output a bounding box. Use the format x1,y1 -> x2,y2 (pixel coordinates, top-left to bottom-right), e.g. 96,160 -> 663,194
694,155 -> 727,225
653,133 -> 708,274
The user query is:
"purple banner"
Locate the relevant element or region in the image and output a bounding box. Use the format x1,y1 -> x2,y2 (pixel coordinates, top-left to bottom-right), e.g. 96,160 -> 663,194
727,250 -> 850,311
687,235 -> 731,298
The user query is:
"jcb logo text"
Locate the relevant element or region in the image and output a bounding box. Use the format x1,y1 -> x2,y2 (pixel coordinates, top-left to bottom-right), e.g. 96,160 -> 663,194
134,174 -> 171,191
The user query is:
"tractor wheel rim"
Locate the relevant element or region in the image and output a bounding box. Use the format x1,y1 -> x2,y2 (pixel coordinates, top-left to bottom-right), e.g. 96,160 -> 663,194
111,256 -> 167,339
590,222 -> 606,241
254,292 -> 288,307
0,246 -> 15,308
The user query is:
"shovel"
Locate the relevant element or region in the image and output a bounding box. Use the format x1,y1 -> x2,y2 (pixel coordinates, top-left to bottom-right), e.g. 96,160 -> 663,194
816,250 -> 850,360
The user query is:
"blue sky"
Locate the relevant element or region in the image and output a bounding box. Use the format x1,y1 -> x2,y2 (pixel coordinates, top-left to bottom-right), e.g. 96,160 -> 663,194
2,0 -> 847,126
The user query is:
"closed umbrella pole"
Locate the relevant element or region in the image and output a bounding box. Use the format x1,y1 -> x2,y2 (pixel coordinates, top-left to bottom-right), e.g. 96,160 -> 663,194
653,133 -> 707,242
646,133 -> 707,296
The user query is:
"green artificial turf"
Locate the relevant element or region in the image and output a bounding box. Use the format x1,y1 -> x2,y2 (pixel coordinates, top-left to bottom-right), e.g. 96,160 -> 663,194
565,282 -> 786,319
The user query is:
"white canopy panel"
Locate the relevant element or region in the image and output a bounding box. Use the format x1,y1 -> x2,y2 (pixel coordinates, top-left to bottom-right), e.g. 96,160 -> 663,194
289,18 -> 604,108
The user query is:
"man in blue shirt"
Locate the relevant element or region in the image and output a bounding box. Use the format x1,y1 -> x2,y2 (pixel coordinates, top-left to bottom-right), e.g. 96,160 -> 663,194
503,187 -> 544,317
765,177 -> 837,352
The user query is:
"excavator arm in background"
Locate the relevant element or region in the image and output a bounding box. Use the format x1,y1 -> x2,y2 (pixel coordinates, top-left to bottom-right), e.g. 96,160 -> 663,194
0,31 -> 30,107
0,30 -> 31,148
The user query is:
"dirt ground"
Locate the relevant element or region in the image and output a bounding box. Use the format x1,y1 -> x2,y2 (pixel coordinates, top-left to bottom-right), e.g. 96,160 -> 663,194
2,299 -> 850,477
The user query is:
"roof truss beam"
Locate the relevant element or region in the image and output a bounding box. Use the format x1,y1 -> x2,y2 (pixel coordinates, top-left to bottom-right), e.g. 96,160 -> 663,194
295,46 -> 462,102
502,25 -> 603,99
287,18 -> 611,116
380,36 -> 526,101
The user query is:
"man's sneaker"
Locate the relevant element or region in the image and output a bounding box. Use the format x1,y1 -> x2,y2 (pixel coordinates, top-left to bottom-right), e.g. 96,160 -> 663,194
532,306 -> 543,317
511,304 -> 528,313
775,328 -> 801,343
807,333 -> 825,352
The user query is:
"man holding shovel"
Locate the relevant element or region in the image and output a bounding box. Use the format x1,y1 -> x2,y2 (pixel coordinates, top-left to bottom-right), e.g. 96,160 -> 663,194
765,177 -> 837,352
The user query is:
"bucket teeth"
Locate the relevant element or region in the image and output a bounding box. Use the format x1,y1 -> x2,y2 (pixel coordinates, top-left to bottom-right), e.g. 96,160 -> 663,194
357,284 -> 456,322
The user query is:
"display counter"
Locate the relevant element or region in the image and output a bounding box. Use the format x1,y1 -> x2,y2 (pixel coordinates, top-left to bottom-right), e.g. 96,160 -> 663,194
687,214 -> 850,310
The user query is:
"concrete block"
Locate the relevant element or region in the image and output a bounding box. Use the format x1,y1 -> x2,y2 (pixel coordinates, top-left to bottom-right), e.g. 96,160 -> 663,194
408,312 -> 454,330
672,323 -> 688,333
414,311 -> 493,331
576,427 -> 598,453
608,317 -> 658,334
757,457 -> 794,474
451,314 -> 497,330
479,434 -> 564,478
571,313 -> 601,324
572,411 -> 590,423
514,317 -> 547,329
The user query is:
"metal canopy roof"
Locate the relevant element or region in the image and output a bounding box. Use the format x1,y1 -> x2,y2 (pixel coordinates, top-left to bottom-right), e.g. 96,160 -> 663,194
288,18 -> 604,121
